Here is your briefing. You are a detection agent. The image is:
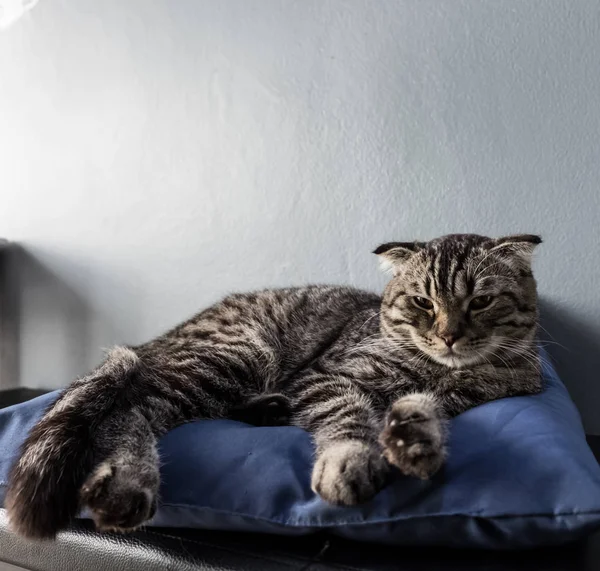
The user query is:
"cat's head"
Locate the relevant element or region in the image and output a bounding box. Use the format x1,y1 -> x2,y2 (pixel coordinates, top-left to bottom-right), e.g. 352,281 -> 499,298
375,234 -> 541,368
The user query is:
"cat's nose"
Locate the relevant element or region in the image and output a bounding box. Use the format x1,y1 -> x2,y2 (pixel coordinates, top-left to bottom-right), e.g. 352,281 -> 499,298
439,334 -> 457,348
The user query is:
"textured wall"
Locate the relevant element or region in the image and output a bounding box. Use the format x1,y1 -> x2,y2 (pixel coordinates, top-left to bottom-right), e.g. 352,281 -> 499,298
1,1 -> 599,430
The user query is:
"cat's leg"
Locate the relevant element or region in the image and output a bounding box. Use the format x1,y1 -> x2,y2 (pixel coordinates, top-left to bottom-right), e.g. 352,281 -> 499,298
379,392 -> 447,479
6,339 -> 274,538
292,376 -> 389,505
80,409 -> 159,533
79,346 -> 287,533
378,368 -> 540,481
378,364 -> 542,481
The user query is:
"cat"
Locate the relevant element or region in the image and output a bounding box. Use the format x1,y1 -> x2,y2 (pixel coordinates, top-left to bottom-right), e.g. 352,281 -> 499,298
5,233 -> 543,539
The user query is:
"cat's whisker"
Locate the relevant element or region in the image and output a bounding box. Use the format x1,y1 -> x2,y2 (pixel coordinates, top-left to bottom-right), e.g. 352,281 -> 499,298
487,348 -> 519,384
358,311 -> 382,331
492,340 -> 541,372
536,322 -> 568,347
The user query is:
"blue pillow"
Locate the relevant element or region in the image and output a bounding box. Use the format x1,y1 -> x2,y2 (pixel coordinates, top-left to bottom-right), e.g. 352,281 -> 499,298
1,352 -> 600,548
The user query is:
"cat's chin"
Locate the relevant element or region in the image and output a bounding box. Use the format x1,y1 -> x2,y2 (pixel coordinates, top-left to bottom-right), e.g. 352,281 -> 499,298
426,350 -> 485,369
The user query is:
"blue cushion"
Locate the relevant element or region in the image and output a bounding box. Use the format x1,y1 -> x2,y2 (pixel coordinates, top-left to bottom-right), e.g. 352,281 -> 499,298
1,351 -> 600,548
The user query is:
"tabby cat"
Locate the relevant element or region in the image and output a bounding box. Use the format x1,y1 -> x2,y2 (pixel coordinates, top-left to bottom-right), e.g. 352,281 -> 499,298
6,233 -> 543,539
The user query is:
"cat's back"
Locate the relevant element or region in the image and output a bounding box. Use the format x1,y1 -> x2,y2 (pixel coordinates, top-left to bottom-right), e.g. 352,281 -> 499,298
232,284 -> 379,312
222,284 -> 381,331
163,284 -> 381,343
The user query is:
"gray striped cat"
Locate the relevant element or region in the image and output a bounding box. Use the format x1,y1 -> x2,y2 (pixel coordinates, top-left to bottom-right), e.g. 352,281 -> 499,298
6,233 -> 543,539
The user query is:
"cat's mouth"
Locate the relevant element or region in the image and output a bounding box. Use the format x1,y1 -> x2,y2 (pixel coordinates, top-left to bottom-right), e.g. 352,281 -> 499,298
430,349 -> 485,369
421,342 -> 489,369
408,332 -> 490,369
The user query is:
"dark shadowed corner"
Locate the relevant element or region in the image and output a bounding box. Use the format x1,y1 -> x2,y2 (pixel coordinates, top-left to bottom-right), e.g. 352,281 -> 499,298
0,241 -> 20,391
539,298 -> 600,436
0,243 -> 93,392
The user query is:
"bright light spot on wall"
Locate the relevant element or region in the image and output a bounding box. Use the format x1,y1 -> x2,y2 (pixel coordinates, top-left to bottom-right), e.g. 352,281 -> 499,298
0,0 -> 39,30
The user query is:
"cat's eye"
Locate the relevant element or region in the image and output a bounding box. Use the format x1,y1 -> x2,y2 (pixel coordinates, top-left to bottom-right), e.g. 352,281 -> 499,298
412,296 -> 434,311
469,295 -> 493,311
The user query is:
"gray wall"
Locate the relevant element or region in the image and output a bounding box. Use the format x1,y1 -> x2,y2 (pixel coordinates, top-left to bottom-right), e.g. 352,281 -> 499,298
1,1 -> 600,430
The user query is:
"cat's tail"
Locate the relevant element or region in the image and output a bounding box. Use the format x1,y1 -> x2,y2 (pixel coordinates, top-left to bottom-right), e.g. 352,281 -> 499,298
5,347 -> 140,540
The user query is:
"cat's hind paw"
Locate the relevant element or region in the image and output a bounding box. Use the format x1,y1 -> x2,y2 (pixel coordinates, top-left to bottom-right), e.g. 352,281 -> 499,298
80,459 -> 159,533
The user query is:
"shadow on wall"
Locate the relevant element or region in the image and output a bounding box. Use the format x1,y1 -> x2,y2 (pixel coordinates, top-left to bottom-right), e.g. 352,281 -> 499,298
0,243 -> 19,389
0,243 -> 93,389
539,298 -> 600,432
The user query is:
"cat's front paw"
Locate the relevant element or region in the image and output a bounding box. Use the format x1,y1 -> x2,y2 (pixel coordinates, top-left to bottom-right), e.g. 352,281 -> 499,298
379,394 -> 446,480
80,458 -> 159,533
311,440 -> 388,505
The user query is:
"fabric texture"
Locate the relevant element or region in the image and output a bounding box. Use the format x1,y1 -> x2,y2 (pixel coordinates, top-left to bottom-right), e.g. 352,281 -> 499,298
1,351 -> 599,548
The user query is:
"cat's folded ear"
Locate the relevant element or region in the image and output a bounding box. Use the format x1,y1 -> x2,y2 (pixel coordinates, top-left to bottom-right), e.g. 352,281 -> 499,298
373,241 -> 425,274
490,234 -> 542,265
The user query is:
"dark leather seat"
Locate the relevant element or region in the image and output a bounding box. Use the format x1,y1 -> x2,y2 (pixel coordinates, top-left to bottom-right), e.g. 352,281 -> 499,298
0,508 -> 595,571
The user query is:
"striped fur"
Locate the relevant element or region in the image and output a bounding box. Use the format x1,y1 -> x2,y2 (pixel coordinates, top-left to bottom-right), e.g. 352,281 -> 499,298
6,234 -> 543,539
